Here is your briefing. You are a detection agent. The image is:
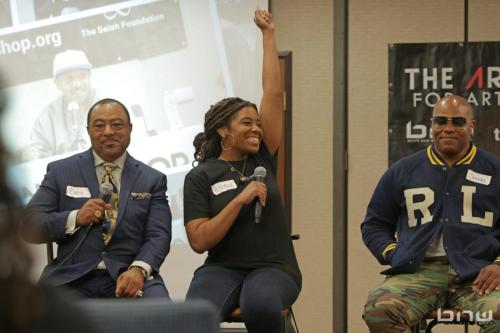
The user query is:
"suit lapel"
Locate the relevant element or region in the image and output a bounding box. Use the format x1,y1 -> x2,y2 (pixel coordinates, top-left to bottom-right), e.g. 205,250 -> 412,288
117,153 -> 140,224
78,149 -> 99,197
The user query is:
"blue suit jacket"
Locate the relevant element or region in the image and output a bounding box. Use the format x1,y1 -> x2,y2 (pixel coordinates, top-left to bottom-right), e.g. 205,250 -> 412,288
26,149 -> 172,286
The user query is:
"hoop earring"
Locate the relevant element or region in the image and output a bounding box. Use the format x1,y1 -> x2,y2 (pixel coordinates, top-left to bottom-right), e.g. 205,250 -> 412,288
221,134 -> 234,151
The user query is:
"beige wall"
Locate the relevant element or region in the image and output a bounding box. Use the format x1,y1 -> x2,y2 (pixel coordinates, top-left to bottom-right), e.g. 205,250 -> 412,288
348,1 -> 500,333
273,1 -> 334,332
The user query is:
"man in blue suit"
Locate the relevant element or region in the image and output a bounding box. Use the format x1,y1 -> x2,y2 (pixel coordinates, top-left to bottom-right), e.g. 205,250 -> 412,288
25,98 -> 172,298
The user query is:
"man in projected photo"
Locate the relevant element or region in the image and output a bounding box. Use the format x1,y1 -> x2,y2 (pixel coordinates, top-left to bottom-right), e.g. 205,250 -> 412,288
26,49 -> 99,161
361,95 -> 500,333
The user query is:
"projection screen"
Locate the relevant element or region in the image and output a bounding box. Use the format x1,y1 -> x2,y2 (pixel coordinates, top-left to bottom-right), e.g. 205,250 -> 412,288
0,0 -> 267,299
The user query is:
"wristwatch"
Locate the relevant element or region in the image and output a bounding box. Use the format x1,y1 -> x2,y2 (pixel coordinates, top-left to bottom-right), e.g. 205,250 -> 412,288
129,266 -> 148,280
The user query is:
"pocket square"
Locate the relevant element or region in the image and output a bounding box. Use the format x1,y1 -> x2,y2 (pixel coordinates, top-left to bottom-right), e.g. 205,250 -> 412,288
131,192 -> 151,200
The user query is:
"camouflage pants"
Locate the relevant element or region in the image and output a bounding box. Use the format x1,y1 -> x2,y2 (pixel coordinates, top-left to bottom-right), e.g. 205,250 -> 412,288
362,260 -> 500,333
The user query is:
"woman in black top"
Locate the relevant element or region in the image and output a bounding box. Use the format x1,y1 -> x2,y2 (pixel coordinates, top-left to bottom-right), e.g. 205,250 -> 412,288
183,9 -> 301,333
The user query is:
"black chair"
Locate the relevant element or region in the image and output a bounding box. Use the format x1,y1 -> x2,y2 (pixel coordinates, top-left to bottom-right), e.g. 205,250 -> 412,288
222,307 -> 297,333
46,241 -> 55,264
79,299 -> 220,333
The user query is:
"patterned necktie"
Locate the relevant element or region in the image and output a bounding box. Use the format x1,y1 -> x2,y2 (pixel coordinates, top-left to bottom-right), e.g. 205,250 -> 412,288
101,163 -> 119,245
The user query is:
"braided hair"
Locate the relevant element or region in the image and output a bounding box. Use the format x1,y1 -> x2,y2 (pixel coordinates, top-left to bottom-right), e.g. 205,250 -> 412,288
193,97 -> 257,163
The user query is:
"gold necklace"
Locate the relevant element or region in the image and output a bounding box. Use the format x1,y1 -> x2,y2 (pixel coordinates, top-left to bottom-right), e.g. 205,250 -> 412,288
223,158 -> 247,182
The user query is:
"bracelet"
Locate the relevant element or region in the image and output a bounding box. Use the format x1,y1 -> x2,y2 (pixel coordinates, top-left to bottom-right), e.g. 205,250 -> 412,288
129,266 -> 147,280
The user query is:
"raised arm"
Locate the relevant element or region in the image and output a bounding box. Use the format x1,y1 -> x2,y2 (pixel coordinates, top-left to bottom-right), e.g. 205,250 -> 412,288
255,8 -> 283,155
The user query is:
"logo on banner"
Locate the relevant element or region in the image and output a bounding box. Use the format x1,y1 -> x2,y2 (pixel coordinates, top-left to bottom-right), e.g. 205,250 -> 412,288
406,121 -> 431,142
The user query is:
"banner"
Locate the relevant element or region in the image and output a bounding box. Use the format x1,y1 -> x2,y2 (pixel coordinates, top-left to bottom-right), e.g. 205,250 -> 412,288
388,42 -> 500,165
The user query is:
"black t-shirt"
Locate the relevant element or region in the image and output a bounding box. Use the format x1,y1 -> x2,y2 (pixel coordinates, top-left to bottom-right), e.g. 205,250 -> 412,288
183,144 -> 301,285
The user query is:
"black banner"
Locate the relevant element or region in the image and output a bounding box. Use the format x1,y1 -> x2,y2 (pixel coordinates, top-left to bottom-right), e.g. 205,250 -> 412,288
388,42 -> 500,165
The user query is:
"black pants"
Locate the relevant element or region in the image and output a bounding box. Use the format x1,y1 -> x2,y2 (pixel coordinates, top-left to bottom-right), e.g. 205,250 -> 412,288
186,266 -> 300,333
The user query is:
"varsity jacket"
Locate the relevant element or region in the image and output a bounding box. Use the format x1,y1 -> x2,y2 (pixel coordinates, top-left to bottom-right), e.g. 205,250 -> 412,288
361,144 -> 500,282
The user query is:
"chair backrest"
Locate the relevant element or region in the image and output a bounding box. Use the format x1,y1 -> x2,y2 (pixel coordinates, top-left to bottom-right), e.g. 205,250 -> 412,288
78,299 -> 220,333
46,242 -> 54,264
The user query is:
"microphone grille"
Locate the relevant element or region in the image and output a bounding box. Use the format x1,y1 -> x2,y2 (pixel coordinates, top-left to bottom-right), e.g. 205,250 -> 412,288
100,182 -> 113,195
254,166 -> 267,177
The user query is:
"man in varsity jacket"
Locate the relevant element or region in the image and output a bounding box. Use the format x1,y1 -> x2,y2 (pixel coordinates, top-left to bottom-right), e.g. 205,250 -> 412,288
361,95 -> 500,333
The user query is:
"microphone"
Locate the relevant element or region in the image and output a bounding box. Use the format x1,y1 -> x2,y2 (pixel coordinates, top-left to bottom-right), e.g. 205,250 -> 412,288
98,182 -> 114,204
253,166 -> 267,224
95,182 -> 113,223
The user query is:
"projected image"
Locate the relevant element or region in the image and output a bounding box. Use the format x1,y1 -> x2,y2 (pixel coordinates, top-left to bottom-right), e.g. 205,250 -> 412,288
0,0 -> 265,245
0,2 -> 12,29
34,1 -> 128,20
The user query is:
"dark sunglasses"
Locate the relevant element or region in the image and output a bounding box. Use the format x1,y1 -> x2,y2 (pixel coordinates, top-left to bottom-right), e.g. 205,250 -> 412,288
431,116 -> 468,127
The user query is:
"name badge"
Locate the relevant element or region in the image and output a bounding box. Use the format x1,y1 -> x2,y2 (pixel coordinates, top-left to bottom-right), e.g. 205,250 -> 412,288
466,170 -> 491,186
211,180 -> 237,195
66,186 -> 91,198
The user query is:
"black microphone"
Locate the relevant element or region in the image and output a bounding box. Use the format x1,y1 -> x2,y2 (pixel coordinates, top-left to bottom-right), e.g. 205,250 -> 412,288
253,166 -> 267,223
98,182 -> 114,204
97,182 -> 113,232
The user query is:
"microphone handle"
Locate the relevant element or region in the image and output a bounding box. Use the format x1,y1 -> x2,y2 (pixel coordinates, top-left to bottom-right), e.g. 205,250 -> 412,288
254,175 -> 265,223
99,192 -> 112,203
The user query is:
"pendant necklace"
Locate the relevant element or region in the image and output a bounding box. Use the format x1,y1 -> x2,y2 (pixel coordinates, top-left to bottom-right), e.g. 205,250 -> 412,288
223,158 -> 247,182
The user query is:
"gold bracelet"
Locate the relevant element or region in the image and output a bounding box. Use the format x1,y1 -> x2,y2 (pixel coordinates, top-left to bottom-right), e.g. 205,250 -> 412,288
129,266 -> 147,280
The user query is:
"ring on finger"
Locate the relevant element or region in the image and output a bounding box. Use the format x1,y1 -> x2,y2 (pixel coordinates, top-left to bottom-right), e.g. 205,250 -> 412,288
135,290 -> 144,297
94,210 -> 102,219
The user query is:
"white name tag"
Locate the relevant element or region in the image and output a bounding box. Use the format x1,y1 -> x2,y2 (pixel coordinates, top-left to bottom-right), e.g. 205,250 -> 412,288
211,180 -> 237,195
66,186 -> 91,198
466,170 -> 491,186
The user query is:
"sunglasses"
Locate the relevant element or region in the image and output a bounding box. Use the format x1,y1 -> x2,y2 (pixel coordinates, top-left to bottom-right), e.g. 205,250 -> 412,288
431,116 -> 468,128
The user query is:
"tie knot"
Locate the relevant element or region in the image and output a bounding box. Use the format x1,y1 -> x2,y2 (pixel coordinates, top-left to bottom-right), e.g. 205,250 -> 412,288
102,162 -> 117,174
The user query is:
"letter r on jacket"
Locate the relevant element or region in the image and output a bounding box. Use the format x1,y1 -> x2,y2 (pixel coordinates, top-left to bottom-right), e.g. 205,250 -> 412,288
404,187 -> 434,227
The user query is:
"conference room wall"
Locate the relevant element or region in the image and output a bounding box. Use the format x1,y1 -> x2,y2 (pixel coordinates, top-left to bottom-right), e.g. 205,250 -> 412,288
349,1 -> 500,333
273,1 -> 333,333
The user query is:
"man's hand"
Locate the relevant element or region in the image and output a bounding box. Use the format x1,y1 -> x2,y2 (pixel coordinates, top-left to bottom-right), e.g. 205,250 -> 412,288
473,264 -> 500,295
75,199 -> 110,227
115,267 -> 145,298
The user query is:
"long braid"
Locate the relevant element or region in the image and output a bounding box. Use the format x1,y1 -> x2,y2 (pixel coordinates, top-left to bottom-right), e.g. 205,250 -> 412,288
193,97 -> 257,163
